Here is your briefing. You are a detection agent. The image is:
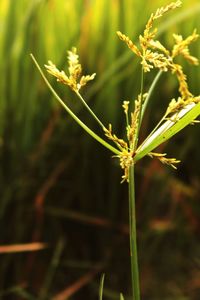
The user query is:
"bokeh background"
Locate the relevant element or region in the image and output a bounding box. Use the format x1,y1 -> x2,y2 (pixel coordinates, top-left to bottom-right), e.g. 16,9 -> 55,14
0,0 -> 200,299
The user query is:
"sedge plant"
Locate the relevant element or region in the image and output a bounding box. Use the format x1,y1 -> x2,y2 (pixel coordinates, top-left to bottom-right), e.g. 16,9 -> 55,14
31,1 -> 200,299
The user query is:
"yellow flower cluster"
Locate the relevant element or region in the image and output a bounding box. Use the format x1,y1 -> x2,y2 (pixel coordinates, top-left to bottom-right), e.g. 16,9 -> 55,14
165,96 -> 200,119
118,149 -> 135,183
45,47 -> 96,92
148,152 -> 180,169
104,94 -> 148,182
172,30 -> 199,64
117,0 -> 199,101
44,1 -> 199,182
103,124 -> 128,150
115,0 -> 200,180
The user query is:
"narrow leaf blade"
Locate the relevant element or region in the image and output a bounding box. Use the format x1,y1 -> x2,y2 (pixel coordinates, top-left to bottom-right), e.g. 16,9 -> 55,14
135,102 -> 200,162
99,274 -> 105,300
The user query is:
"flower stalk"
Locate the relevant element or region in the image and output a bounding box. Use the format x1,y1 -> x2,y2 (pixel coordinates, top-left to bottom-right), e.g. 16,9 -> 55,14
30,54 -> 120,156
128,164 -> 140,300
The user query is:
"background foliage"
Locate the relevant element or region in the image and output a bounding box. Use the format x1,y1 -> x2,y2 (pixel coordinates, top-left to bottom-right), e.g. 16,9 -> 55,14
0,0 -> 200,299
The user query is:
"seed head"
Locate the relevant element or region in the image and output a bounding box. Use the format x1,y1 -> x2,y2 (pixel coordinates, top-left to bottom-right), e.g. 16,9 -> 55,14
149,152 -> 181,169
117,31 -> 141,57
45,47 -> 96,92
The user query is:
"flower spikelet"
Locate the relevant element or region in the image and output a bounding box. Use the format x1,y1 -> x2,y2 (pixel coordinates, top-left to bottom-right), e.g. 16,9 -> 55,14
122,101 -> 130,115
171,64 -> 192,99
117,2 -> 182,73
67,47 -> 82,81
128,95 -> 142,145
117,31 -> 141,57
141,56 -> 154,72
142,50 -> 170,72
143,1 -> 182,48
128,112 -> 137,145
104,124 -> 128,150
153,1 -> 182,20
80,74 -> 96,88
118,150 -> 134,182
149,152 -> 181,169
165,96 -> 200,118
45,47 -> 96,92
45,61 -> 71,85
165,97 -> 185,116
138,2 -> 182,72
193,96 -> 200,104
172,30 -> 199,65
148,40 -> 170,56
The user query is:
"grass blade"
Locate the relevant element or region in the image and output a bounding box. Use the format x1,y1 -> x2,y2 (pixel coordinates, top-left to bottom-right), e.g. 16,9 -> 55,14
120,293 -> 125,300
99,274 -> 105,300
135,102 -> 200,161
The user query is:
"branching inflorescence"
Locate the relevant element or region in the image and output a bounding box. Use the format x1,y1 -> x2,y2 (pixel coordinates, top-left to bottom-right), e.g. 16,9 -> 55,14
45,47 -> 96,92
44,0 -> 200,182
31,2 -> 200,299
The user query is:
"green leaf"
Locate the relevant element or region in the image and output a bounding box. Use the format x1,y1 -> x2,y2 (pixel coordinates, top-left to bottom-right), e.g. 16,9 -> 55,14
135,102 -> 200,162
99,274 -> 105,300
120,293 -> 125,300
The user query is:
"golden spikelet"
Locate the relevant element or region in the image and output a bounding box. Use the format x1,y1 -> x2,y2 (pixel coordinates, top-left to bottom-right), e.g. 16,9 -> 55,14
149,40 -> 169,55
165,96 -> 200,117
45,47 -> 96,92
118,149 -> 135,183
128,99 -> 141,145
117,31 -> 141,57
171,64 -> 192,99
149,152 -> 181,169
103,124 -> 128,150
122,101 -> 130,115
153,1 -> 182,20
79,74 -> 96,88
141,50 -> 170,72
172,30 -> 199,65
143,1 -> 182,46
165,97 -> 185,116
45,61 -> 71,86
67,47 -> 82,80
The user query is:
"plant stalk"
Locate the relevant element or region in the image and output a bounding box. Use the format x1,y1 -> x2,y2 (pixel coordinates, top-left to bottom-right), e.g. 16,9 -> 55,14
75,91 -> 105,129
128,164 -> 140,300
30,54 -> 120,156
132,69 -> 144,151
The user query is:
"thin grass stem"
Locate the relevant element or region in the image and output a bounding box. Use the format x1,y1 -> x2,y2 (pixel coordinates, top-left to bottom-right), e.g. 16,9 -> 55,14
128,164 -> 140,300
30,54 -> 120,156
133,69 -> 144,151
141,70 -> 163,119
75,91 -> 105,129
128,68 -> 143,300
99,274 -> 105,300
138,69 -> 144,128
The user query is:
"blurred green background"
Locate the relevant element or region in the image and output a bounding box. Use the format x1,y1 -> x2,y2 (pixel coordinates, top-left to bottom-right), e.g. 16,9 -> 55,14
0,0 -> 200,299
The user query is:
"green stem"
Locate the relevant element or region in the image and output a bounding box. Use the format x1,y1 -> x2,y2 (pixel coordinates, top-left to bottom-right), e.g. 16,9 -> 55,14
31,54 -> 120,156
133,69 -> 144,151
137,69 -> 144,131
75,91 -> 105,129
128,165 -> 140,300
141,70 -> 162,119
128,68 -> 143,300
